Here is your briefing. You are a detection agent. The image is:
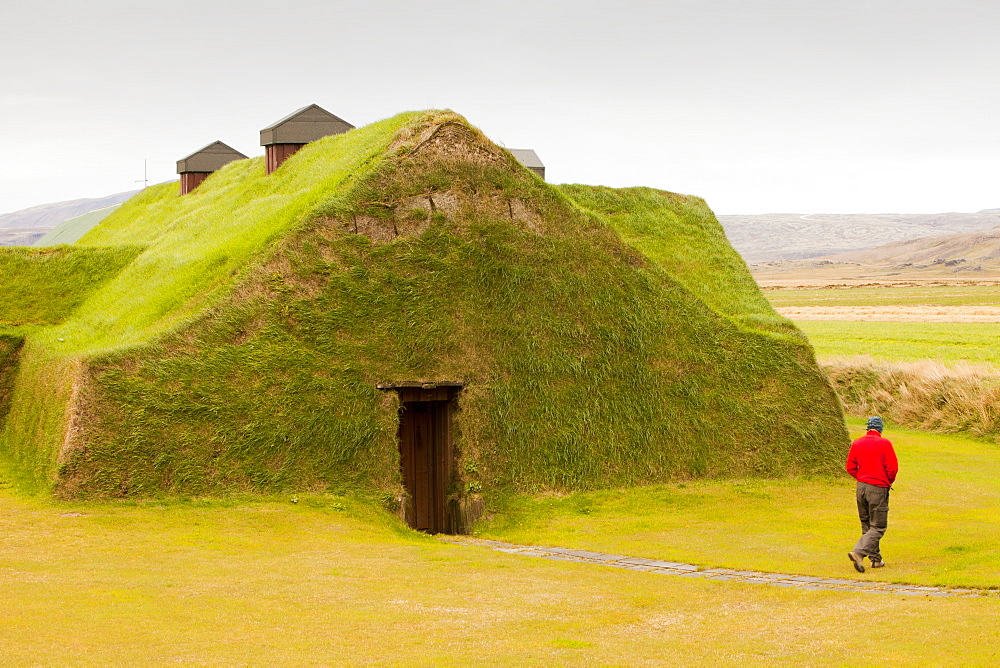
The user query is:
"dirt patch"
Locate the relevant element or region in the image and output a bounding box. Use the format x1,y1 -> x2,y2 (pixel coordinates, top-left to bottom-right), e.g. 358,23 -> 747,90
353,214 -> 398,242
508,198 -> 543,234
776,306 -> 1000,322
408,122 -> 507,168
349,189 -> 543,244
347,119 -> 546,244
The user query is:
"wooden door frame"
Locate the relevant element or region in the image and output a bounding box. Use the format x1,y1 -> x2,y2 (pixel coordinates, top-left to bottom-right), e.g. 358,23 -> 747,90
379,383 -> 463,534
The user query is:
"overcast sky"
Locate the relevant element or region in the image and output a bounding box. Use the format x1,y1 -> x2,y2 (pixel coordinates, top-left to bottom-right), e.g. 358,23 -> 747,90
1,0 -> 996,215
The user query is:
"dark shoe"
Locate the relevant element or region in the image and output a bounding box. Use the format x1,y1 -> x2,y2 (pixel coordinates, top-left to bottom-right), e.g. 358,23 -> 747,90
870,559 -> 886,568
848,551 -> 866,573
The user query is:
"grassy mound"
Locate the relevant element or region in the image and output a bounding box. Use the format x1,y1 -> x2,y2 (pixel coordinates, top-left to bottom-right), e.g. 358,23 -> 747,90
0,110 -> 847,502
560,185 -> 796,337
0,246 -> 141,326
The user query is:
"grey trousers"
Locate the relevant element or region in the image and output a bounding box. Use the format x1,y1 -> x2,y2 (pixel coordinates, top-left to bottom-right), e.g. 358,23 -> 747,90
854,481 -> 890,561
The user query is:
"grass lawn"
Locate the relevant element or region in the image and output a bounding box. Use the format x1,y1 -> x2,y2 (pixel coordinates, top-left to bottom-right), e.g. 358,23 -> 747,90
795,320 -> 1000,365
1,422 -> 999,663
0,490 -> 997,663
478,419 -> 1000,589
763,284 -> 1000,365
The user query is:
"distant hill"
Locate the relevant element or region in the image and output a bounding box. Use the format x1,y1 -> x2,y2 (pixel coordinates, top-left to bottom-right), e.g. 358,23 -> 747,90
0,228 -> 48,246
719,212 -> 1000,262
979,208 -> 1000,214
34,205 -> 123,247
751,225 -> 1000,285
0,190 -> 140,246
826,226 -> 1000,268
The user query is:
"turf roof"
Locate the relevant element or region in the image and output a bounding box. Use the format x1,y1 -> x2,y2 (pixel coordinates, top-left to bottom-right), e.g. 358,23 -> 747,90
0,110 -> 847,501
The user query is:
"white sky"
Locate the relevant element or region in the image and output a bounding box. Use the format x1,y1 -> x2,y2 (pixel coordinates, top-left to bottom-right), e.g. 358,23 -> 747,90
1,0 -> 996,215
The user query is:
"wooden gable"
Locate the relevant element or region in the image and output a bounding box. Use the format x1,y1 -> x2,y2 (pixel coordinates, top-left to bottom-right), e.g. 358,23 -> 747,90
176,141 -> 248,174
259,104 -> 355,146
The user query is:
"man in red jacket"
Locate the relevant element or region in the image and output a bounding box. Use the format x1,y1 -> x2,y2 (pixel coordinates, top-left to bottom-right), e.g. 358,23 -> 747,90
846,416 -> 898,573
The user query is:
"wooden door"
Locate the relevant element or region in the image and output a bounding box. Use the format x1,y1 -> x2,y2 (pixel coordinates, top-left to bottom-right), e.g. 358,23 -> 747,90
398,399 -> 450,532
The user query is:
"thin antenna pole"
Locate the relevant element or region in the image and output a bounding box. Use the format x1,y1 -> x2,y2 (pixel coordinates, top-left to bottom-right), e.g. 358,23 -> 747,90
134,159 -> 148,188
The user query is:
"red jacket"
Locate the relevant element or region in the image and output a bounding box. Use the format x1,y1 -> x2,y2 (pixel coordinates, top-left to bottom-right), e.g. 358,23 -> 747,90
846,430 -> 898,487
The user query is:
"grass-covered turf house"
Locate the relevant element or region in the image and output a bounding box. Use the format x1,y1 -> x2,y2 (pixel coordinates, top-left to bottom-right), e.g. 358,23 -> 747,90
0,110 -> 848,532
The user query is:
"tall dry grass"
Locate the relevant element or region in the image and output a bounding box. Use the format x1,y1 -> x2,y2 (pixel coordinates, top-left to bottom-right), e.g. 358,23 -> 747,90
824,355 -> 1000,439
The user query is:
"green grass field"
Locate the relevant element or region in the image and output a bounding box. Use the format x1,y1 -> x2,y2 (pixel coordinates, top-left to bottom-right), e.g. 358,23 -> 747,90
763,283 -> 1000,437
796,321 -> 1000,365
478,419 -> 1000,589
765,283 -> 1000,308
1,423 -> 999,664
761,284 -> 1000,365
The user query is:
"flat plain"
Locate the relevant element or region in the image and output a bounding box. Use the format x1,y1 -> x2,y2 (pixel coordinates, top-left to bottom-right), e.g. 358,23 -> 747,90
2,420 -> 999,664
762,282 -> 1000,364
796,321 -> 1000,365
763,282 -> 1000,308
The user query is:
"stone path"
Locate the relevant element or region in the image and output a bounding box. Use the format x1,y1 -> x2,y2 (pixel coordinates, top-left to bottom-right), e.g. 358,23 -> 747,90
443,537 -> 996,599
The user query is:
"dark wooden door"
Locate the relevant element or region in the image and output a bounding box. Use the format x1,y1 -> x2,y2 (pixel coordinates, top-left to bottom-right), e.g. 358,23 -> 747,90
398,400 -> 450,532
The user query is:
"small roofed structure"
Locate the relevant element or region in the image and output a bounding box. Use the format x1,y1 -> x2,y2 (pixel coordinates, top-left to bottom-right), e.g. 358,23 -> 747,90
509,149 -> 545,180
176,141 -> 248,195
260,104 -> 355,174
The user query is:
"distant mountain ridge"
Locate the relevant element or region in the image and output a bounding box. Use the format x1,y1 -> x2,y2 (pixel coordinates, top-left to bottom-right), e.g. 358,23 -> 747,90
0,190 -> 140,229
825,225 -> 1000,269
719,212 -> 1000,262
751,223 -> 1000,285
0,190 -> 141,246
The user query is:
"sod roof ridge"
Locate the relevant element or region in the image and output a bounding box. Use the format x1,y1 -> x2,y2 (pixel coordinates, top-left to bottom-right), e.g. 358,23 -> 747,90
0,109 -> 845,498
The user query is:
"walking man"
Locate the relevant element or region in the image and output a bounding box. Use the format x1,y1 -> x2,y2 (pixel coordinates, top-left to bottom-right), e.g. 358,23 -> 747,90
846,416 -> 898,573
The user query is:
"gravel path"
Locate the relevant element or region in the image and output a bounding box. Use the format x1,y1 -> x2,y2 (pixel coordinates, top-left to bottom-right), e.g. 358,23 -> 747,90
444,537 -> 996,598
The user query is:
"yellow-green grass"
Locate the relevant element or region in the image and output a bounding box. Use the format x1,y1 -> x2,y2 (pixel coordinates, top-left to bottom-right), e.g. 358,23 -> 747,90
54,113 -> 427,354
477,419 -> 1000,589
765,283 -> 1000,308
763,284 -> 1000,365
796,321 -> 1000,366
564,185 -> 794,337
0,245 -> 142,326
0,484 -> 997,663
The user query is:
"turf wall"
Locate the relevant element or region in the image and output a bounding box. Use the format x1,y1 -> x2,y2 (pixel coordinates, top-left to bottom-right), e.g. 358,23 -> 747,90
0,335 -> 23,429
52,115 -> 848,500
